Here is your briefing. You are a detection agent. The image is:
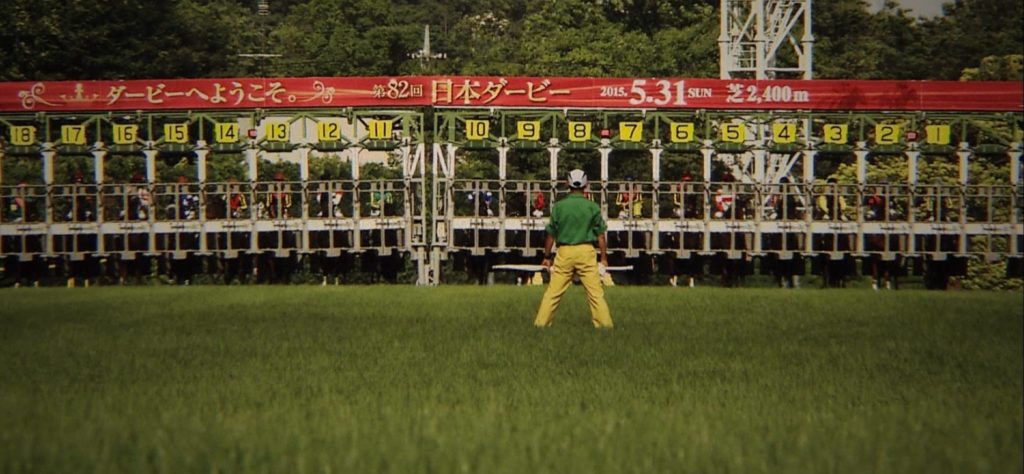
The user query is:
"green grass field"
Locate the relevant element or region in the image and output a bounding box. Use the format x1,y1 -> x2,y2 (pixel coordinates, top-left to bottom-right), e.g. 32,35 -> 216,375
1,286 -> 1021,473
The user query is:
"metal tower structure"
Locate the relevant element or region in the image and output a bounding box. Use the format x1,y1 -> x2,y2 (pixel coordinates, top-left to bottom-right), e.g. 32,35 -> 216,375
719,0 -> 814,79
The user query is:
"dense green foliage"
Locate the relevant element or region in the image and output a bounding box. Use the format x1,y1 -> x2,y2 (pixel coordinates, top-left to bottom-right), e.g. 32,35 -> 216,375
0,287 -> 1020,473
1,0 -> 1021,81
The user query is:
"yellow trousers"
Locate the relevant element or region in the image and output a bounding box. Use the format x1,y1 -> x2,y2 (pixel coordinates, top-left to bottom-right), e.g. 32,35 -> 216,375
534,244 -> 613,328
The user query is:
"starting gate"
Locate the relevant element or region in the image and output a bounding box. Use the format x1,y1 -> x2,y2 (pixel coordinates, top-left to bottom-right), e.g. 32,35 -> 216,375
1,76 -> 1021,285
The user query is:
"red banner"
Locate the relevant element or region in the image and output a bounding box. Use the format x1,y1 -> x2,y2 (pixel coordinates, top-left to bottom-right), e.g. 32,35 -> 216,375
0,76 -> 1020,112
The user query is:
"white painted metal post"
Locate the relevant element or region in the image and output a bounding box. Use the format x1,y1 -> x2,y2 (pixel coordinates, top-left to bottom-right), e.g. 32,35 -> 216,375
752,146 -> 766,183
195,140 -> 209,254
91,144 -> 108,253
42,145 -> 56,185
416,143 -> 426,178
432,143 -> 447,178
498,145 -> 508,181
246,143 -> 258,182
195,141 -> 209,183
802,147 -> 815,254
349,147 -> 360,181
719,0 -> 731,79
802,0 -> 814,79
91,145 -> 106,185
855,142 -> 869,185
144,143 -> 157,182
599,139 -> 611,182
754,0 -> 767,80
1009,143 -> 1022,255
651,141 -> 662,182
297,145 -> 310,182
802,149 -> 815,184
446,144 -> 457,180
547,139 -> 560,182
957,142 -> 971,185
701,140 -> 714,182
42,145 -> 56,227
1010,143 -> 1022,186
906,149 -> 920,185
399,143 -> 411,179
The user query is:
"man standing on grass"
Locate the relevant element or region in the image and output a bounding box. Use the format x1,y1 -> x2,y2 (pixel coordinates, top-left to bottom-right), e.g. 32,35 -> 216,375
534,169 -> 613,328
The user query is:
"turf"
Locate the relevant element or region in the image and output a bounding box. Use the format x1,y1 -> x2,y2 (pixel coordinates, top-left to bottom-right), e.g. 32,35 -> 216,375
0,286 -> 1021,473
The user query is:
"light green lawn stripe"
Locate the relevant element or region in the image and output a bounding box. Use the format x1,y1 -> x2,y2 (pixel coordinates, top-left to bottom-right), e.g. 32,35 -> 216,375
0,287 -> 1020,474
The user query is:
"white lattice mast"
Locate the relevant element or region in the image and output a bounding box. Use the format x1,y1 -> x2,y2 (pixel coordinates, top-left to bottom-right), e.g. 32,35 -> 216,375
719,0 -> 814,79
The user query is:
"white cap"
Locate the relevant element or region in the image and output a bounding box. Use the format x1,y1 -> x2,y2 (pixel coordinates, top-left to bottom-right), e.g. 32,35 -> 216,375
568,169 -> 587,189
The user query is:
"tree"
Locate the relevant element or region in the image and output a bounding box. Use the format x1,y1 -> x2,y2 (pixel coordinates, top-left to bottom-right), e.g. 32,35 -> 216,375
509,0 -> 656,76
5,0 -> 1018,81
600,0 -> 717,33
960,55 -> 1024,81
0,0 -> 261,80
270,0 -> 420,76
812,0 -> 933,79
648,5 -> 719,77
920,0 -> 1024,80
173,0 -> 267,78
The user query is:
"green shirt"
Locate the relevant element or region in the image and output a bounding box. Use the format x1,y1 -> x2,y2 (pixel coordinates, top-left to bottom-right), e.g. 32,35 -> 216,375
545,193 -> 607,245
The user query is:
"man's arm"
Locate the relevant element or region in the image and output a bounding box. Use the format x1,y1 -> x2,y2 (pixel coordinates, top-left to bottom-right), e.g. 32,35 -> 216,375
597,233 -> 608,266
541,234 -> 555,268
